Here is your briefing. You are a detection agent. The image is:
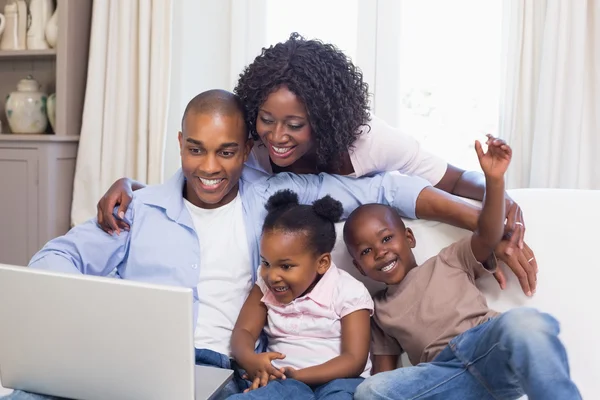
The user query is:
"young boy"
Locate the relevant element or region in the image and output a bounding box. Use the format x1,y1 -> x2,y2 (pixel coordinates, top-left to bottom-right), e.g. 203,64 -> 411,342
343,136 -> 581,400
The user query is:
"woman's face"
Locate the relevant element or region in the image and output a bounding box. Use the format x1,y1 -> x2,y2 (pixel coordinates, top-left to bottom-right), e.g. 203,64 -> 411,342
256,86 -> 314,168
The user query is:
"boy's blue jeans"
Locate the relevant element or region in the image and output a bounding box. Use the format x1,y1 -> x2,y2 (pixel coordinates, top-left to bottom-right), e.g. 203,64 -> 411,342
355,308 -> 581,400
226,377 -> 363,400
1,348 -> 246,400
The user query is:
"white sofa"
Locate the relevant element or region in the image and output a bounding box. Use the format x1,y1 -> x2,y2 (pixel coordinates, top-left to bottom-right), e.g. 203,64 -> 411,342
2,189 -> 598,398
330,188 -> 600,399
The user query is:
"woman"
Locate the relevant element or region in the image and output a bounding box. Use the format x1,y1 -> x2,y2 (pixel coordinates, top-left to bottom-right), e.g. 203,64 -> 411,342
97,33 -> 536,295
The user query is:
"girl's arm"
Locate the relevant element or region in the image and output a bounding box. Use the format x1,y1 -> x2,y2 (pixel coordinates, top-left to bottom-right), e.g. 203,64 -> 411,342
285,309 -> 371,386
372,355 -> 399,375
231,285 -> 286,389
231,285 -> 266,362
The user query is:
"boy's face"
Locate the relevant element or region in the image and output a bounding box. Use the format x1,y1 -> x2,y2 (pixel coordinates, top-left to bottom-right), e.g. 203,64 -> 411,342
260,230 -> 330,305
345,207 -> 418,285
178,112 -> 252,209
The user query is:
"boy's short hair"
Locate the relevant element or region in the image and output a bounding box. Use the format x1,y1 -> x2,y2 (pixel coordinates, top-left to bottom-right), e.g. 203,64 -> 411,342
343,204 -> 407,245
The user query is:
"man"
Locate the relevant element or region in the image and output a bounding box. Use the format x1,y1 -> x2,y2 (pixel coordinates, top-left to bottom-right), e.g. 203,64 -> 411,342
5,90 -> 481,400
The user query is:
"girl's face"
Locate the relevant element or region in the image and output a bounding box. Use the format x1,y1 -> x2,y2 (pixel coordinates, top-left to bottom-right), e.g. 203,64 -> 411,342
259,229 -> 330,304
256,86 -> 314,168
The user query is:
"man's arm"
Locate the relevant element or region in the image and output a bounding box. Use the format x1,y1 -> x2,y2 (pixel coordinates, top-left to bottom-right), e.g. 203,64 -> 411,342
29,209 -> 132,276
261,171 -> 480,231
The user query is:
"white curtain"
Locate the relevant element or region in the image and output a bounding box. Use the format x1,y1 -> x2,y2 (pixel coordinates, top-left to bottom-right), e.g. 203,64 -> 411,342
500,0 -> 600,189
71,0 -> 173,226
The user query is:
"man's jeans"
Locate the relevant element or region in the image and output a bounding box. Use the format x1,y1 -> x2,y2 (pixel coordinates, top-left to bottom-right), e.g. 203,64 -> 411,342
1,348 -> 245,400
227,377 -> 364,400
355,308 -> 582,400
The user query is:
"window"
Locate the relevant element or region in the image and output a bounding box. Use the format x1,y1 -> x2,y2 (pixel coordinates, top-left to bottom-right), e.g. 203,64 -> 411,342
395,0 -> 502,171
259,0 -> 502,172
264,0 -> 360,61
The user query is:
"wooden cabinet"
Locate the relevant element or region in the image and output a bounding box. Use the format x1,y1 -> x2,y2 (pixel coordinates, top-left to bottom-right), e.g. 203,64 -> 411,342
0,136 -> 78,265
0,147 -> 38,265
0,0 -> 92,265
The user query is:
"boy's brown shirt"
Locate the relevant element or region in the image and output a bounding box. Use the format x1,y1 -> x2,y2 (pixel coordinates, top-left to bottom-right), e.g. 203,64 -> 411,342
371,237 -> 500,365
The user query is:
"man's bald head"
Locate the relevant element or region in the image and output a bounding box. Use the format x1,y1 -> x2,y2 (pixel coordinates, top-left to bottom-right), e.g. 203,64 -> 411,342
181,89 -> 247,133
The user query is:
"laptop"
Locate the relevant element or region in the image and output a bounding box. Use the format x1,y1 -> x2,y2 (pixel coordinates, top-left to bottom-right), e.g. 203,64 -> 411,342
0,264 -> 233,400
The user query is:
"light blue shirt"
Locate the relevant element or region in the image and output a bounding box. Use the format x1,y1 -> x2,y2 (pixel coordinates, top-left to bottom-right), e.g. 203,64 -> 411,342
29,168 -> 430,327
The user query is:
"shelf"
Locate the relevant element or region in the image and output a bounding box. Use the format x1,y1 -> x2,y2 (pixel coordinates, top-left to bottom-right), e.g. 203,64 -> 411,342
0,133 -> 79,142
0,50 -> 57,60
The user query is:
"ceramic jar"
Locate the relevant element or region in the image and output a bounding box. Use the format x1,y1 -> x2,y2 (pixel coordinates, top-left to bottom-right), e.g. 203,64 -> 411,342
0,1 -> 19,50
47,93 -> 56,132
45,8 -> 58,48
1,0 -> 28,50
0,12 -> 6,39
5,76 -> 48,134
27,0 -> 54,50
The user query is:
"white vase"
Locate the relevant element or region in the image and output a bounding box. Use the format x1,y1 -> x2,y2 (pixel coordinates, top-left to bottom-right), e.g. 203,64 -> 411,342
0,12 -> 6,39
0,1 -> 19,50
16,0 -> 27,49
5,76 -> 49,134
47,93 -> 56,132
27,0 -> 53,50
45,8 -> 57,48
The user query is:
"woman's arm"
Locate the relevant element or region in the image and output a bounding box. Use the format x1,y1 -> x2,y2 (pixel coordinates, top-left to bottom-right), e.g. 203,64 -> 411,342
97,178 -> 146,234
284,309 -> 371,386
436,164 -> 525,248
360,117 -> 525,249
414,186 -> 481,232
435,165 -> 485,200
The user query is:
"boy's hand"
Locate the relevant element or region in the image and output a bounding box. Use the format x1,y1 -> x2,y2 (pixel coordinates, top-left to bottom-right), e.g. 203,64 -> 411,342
475,135 -> 512,180
242,352 -> 287,392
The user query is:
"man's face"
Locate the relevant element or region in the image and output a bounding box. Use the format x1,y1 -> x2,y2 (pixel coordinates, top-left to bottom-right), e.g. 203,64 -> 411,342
178,112 -> 252,209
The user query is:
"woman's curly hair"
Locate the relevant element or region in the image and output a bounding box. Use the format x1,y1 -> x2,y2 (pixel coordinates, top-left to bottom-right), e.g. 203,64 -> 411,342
234,33 -> 371,170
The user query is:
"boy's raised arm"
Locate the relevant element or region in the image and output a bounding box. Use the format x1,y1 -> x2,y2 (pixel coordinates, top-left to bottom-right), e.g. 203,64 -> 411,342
471,136 -> 512,262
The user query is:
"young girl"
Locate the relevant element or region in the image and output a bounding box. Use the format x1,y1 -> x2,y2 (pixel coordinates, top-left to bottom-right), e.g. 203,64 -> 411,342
228,190 -> 373,399
96,33 -> 534,294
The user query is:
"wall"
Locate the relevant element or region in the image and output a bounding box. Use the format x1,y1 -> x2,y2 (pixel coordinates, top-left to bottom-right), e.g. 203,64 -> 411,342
163,0 -> 232,179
